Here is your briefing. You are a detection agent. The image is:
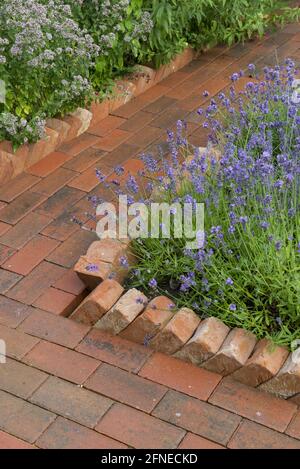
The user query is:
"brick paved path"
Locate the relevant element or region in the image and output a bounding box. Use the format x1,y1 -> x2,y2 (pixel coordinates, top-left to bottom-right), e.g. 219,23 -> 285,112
0,23 -> 300,449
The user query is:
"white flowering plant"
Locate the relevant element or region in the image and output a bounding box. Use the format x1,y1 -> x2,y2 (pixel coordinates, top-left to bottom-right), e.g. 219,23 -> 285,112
0,0 -> 99,149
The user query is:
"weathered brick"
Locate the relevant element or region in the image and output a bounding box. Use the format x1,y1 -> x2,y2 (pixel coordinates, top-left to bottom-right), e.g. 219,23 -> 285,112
96,402 -> 184,449
30,376 -> 112,428
6,261 -> 65,305
71,279 -> 124,326
95,288 -> 147,335
27,151 -> 72,177
120,296 -> 174,344
32,167 -> 77,196
179,433 -> 225,449
286,410 -> 300,439
18,308 -> 89,348
88,115 -> 127,137
0,191 -> 45,225
74,257 -> 113,290
92,129 -> 132,152
104,143 -> 139,168
0,357 -> 48,399
41,205 -> 85,241
24,341 -> 99,384
153,390 -> 241,446
0,389 -> 56,444
202,328 -> 256,376
111,96 -> 147,118
127,125 -> 162,148
76,328 -> 152,373
46,229 -> 97,268
119,111 -> 154,133
0,173 -> 40,203
36,186 -> 85,218
139,353 -> 221,401
2,235 -> 59,275
32,287 -> 82,317
0,323 -> 39,359
260,348 -> 300,398
150,307 -> 200,354
232,339 -> 289,387
36,417 -> 126,449
209,378 -> 297,432
63,147 -> 105,173
0,296 -> 30,328
0,212 -> 51,249
228,420 -> 300,449
174,317 -> 230,365
0,430 -> 35,449
59,133 -> 100,156
143,96 -> 177,114
0,269 -> 22,294
54,269 -> 86,295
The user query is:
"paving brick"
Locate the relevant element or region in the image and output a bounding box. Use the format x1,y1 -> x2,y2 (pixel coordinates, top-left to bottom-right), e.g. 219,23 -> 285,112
0,323 -> 39,359
0,212 -> 52,249
63,148 -> 105,176
6,261 -> 65,305
143,96 -> 178,114
76,328 -> 152,373
0,430 -> 35,449
286,410 -> 300,439
67,164 -> 110,192
153,390 -> 240,446
37,417 -> 126,449
40,205 -> 86,242
88,115 -> 127,137
126,125 -> 162,147
104,143 -> 139,168
2,235 -> 59,275
289,393 -> 300,406
36,186 -> 85,218
0,269 -> 22,294
95,288 -> 148,335
71,279 -> 124,326
24,341 -> 99,384
150,105 -> 188,129
0,173 -> 40,202
46,229 -> 97,268
0,389 -> 56,444
59,133 -> 101,156
32,287 -> 82,317
209,378 -> 297,432
86,363 -> 167,412
96,402 -> 184,449
0,296 -> 30,328
178,433 -> 225,449
0,357 -> 48,399
54,269 -> 86,295
228,420 -> 300,449
0,245 -> 15,266
0,191 -> 45,225
139,84 -> 170,102
111,96 -> 147,118
0,222 -> 10,237
19,308 -> 89,348
120,296 -> 175,344
119,111 -> 154,133
27,151 -> 72,177
139,353 -> 221,401
31,375 -> 112,428
92,129 -> 132,152
32,167 -> 77,196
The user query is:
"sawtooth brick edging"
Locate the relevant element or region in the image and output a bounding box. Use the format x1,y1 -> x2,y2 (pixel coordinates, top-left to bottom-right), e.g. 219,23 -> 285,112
0,47 -> 196,186
73,238 -> 300,400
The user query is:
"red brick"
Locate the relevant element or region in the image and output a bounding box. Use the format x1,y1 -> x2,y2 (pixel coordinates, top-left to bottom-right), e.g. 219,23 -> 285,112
88,115 -> 127,137
153,390 -> 241,446
0,390 -> 56,444
111,96 -> 147,119
86,363 -> 167,412
139,84 -> 170,102
63,147 -> 105,173
0,323 -> 39,359
32,287 -> 82,316
40,205 -> 86,242
0,357 -> 48,399
67,163 -> 110,192
140,353 -> 221,400
54,269 -> 86,295
36,417 -> 126,449
32,167 -> 77,196
0,212 -> 51,249
0,191 -> 46,225
96,402 -> 184,449
46,229 -> 97,268
179,433 -> 225,449
74,257 -> 113,290
18,308 -> 89,348
160,70 -> 190,88
92,128 -> 132,152
119,110 -> 154,133
228,420 -> 300,449
2,235 -> 59,275
150,105 -> 188,129
30,376 -> 112,428
36,186 -> 85,218
104,143 -> 139,168
0,297 -> 31,328
24,341 -> 99,384
127,126 -> 162,147
143,96 -> 177,114
59,133 -> 101,156
0,245 -> 15,265
209,378 -> 297,432
0,269 -> 22,294
286,410 -> 300,439
76,328 -> 152,373
0,173 -> 40,202
0,222 -> 10,237
6,261 -> 66,305
0,430 -> 35,449
27,151 -> 72,177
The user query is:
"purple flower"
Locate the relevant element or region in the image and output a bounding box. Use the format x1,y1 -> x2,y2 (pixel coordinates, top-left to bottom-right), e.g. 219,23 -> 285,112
86,263 -> 99,272
225,277 -> 234,286
229,303 -> 237,311
148,278 -> 158,289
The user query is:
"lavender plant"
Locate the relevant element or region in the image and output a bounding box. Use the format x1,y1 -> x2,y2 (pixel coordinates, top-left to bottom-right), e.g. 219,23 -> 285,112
91,59 -> 300,347
0,0 -> 99,148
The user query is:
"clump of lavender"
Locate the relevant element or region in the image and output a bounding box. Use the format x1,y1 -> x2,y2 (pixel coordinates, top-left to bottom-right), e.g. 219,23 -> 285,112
97,59 -> 299,347
0,0 -> 99,148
